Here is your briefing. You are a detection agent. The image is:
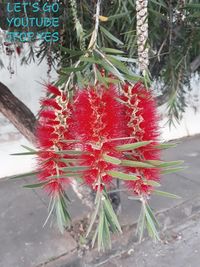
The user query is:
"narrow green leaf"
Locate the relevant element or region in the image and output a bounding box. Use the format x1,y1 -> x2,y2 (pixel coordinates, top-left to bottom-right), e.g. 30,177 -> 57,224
103,195 -> 122,233
10,151 -> 37,156
121,160 -> 155,168
145,202 -> 159,227
43,173 -> 81,179
80,56 -> 101,64
100,26 -> 124,45
103,154 -> 121,165
59,45 -> 84,56
143,204 -> 160,241
144,180 -> 161,187
60,166 -> 89,172
21,145 -> 37,152
60,159 -> 80,164
106,55 -> 131,75
107,171 -> 138,181
23,181 -> 48,188
116,141 -> 152,151
161,167 -> 185,175
146,160 -> 183,168
60,65 -> 86,73
98,208 -> 105,251
103,216 -> 111,249
154,190 -> 181,199
136,207 -> 145,242
155,143 -> 177,149
101,47 -> 125,54
110,55 -> 136,63
86,194 -> 101,237
108,12 -> 131,21
55,150 -> 83,155
10,171 -> 39,179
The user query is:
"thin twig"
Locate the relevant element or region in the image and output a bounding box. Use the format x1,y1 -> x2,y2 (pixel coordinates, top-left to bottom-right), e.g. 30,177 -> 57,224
88,0 -> 101,50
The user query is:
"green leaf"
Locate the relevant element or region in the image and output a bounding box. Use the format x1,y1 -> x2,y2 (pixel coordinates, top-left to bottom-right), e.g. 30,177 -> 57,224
145,160 -> 183,168
161,167 -> 185,175
150,0 -> 167,8
86,195 -> 101,238
55,193 -> 71,233
155,143 -> 177,149
100,26 -> 124,45
80,56 -> 101,64
59,65 -> 86,74
144,180 -> 161,187
10,151 -> 37,156
124,73 -> 145,82
45,173 -> 81,179
98,208 -> 105,251
143,203 -> 160,241
103,154 -> 121,165
154,190 -> 181,199
23,181 -> 48,188
109,55 -> 136,63
103,195 -> 122,233
103,216 -> 111,249
101,47 -> 125,54
145,202 -> 159,227
59,46 -> 84,56
116,141 -> 152,151
108,12 -> 131,21
107,171 -> 138,181
55,150 -> 83,155
10,171 -> 39,179
106,55 -> 131,75
121,160 -> 155,168
60,166 -> 89,172
136,207 -> 145,242
21,145 -> 37,152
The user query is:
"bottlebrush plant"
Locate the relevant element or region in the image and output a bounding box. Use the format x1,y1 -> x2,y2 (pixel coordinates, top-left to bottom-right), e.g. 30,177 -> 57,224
12,81 -> 183,251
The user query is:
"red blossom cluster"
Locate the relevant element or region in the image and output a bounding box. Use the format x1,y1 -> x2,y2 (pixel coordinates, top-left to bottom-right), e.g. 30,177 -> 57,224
36,84 -> 72,196
36,82 -> 160,197
72,85 -> 125,191
122,82 -> 160,195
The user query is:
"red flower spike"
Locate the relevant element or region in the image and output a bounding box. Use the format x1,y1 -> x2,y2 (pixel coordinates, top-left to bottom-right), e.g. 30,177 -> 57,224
36,85 -> 73,197
122,82 -> 161,196
46,84 -> 62,96
41,99 -> 62,111
39,110 -> 56,120
72,85 -> 124,190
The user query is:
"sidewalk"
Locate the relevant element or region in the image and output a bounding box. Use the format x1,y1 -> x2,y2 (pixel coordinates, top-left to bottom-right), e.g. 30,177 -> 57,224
0,135 -> 200,267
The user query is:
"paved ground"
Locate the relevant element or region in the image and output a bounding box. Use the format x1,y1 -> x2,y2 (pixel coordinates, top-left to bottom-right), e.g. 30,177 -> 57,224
0,135 -> 200,267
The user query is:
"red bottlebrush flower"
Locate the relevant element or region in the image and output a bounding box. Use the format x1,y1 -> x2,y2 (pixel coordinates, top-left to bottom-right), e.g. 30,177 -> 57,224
122,82 -> 161,196
36,85 -> 72,197
72,85 -> 124,190
46,84 -> 62,96
41,99 -> 62,111
39,110 -> 56,120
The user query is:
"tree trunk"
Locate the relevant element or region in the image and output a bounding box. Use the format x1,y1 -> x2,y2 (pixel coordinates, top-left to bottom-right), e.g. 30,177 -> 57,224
0,82 -> 37,144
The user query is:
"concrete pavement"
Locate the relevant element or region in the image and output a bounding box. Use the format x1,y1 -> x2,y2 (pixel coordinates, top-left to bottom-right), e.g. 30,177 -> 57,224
0,135 -> 200,267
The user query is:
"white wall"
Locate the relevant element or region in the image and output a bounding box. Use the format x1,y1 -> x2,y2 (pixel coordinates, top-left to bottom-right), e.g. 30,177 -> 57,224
0,46 -> 57,178
0,52 -> 199,178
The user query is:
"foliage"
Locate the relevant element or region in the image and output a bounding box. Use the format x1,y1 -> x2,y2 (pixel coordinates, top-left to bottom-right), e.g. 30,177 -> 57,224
0,0 -> 200,120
